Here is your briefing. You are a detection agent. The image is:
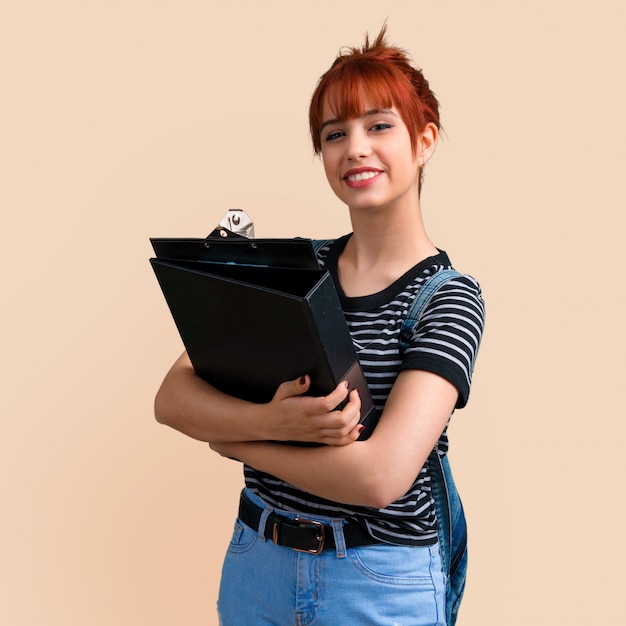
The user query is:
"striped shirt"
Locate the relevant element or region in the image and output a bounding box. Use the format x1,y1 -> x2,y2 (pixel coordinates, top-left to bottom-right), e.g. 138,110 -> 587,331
244,235 -> 485,546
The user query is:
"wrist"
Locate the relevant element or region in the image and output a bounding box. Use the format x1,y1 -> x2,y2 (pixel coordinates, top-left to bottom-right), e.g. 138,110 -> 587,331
246,400 -> 273,441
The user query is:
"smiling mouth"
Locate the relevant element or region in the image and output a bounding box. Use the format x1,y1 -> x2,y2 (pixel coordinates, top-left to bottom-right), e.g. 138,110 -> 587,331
345,171 -> 380,182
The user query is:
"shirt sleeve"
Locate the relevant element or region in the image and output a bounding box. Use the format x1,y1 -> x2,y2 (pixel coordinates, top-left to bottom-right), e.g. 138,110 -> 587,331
399,275 -> 485,408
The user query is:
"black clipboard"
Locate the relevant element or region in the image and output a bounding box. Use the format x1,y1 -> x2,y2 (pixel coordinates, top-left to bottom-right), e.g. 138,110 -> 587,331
150,237 -> 320,269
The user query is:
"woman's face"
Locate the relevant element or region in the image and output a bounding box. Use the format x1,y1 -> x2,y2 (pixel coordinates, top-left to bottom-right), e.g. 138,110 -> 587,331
319,100 -> 422,214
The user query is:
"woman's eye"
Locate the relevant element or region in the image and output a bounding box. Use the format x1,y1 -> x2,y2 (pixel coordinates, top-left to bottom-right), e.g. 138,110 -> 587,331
324,130 -> 345,142
371,122 -> 393,132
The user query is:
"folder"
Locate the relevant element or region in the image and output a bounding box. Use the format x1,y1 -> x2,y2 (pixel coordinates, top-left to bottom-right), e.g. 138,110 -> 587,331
150,242 -> 378,441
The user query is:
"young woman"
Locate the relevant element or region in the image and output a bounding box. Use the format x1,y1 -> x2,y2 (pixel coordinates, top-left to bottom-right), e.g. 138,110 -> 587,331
155,26 -> 485,626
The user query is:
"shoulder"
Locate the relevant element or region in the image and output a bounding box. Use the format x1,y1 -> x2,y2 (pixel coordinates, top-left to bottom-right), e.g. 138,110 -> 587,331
401,265 -> 485,408
313,235 -> 349,268
401,267 -> 485,353
421,272 -> 485,328
426,271 -> 484,308
311,238 -> 335,255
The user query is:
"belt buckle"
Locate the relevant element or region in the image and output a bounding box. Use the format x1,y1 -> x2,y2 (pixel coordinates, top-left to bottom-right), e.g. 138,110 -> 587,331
295,517 -> 325,554
272,517 -> 325,554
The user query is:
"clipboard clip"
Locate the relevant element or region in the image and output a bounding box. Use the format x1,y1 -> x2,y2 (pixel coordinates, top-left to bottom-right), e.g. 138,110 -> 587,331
208,209 -> 255,239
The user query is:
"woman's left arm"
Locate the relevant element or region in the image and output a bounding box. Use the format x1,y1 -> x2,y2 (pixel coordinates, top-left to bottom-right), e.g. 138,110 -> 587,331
210,368 -> 458,509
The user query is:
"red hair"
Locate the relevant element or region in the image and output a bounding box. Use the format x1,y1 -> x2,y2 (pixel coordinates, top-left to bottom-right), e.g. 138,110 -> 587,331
309,25 -> 441,157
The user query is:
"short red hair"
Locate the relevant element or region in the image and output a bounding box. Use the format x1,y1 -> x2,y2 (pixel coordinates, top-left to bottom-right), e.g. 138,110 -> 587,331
309,26 -> 441,157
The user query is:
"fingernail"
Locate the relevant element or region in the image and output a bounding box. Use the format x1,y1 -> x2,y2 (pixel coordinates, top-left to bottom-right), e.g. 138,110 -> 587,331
299,376 -> 306,385
344,381 -> 350,389
358,425 -> 365,433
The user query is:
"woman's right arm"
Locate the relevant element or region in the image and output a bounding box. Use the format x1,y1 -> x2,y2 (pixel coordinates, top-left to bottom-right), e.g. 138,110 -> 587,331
154,352 -> 361,444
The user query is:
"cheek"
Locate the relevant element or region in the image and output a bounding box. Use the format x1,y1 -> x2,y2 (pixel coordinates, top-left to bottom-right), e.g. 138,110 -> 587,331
321,154 -> 338,182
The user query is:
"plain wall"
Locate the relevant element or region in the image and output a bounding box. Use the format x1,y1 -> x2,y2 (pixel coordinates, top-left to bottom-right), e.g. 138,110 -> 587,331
2,1 -> 625,624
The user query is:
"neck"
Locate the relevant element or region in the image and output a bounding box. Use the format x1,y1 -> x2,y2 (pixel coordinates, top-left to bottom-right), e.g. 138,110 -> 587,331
338,201 -> 439,296
346,201 -> 437,269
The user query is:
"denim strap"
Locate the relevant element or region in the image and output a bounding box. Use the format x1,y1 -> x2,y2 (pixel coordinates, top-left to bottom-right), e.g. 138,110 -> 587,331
399,267 -> 467,626
399,268 -> 461,354
311,239 -> 332,256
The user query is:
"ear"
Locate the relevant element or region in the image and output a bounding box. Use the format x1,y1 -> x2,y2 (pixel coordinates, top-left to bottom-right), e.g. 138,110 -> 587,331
418,122 -> 439,167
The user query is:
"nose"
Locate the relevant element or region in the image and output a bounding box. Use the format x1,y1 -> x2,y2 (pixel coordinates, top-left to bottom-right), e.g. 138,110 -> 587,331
345,129 -> 371,161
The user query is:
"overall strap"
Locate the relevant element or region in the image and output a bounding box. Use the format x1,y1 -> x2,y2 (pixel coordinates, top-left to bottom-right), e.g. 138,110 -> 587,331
311,239 -> 333,255
399,268 -> 462,354
398,267 -> 467,625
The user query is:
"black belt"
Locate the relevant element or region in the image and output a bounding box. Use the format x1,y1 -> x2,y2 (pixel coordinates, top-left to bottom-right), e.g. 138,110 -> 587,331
238,491 -> 379,553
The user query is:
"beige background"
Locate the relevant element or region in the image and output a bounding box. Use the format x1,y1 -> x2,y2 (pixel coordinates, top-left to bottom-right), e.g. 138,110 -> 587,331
2,1 -> 624,624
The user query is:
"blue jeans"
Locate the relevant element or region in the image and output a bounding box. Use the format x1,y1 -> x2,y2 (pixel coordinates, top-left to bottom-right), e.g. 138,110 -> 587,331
217,488 -> 446,626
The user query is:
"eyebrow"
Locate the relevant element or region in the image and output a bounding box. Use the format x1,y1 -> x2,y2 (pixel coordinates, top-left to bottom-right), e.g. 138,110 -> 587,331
319,108 -> 397,133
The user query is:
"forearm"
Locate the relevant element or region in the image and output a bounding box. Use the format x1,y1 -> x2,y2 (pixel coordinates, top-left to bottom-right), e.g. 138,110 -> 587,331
212,370 -> 458,508
154,352 -> 361,445
214,436 -> 420,509
154,353 -> 269,442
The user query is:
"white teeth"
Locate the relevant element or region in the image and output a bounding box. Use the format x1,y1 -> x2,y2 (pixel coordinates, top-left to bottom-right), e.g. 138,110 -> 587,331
347,171 -> 378,182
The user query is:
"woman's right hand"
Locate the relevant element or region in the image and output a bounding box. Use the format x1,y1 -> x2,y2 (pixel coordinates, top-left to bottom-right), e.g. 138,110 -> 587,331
263,375 -> 362,446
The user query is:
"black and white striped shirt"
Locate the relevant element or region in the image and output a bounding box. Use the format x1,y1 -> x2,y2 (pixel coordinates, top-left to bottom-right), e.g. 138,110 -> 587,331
244,235 -> 485,546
